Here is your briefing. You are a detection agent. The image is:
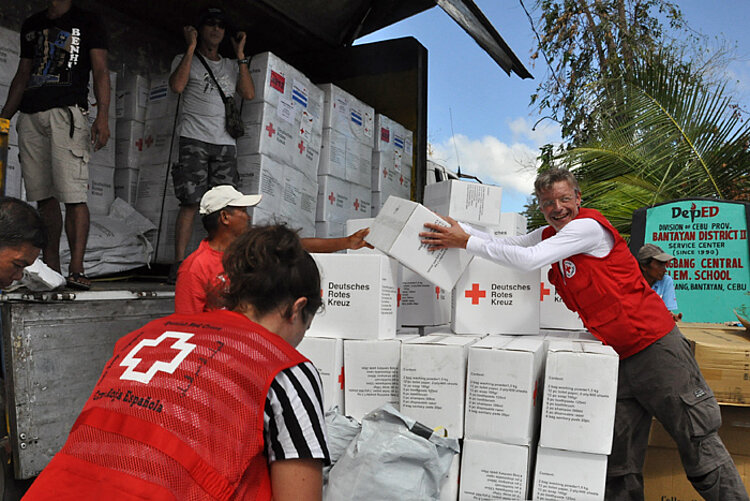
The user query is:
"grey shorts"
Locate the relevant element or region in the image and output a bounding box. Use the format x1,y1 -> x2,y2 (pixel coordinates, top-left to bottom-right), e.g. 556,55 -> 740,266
171,136 -> 238,205
17,106 -> 91,203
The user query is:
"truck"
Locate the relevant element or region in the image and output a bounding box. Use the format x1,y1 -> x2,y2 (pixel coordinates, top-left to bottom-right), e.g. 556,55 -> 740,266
0,0 -> 530,495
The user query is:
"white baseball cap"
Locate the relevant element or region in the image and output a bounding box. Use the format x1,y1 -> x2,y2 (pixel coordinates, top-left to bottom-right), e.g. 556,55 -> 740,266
199,185 -> 262,215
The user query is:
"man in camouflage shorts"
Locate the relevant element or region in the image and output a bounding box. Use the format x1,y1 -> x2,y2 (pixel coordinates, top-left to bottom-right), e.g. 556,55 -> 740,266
167,7 -> 255,282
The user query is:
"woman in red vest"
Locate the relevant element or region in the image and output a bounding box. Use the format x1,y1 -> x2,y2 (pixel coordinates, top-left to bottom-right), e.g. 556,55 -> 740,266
25,224 -> 329,500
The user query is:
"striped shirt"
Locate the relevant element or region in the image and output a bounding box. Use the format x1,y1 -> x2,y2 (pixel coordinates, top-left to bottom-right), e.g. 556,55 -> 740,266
264,361 -> 330,465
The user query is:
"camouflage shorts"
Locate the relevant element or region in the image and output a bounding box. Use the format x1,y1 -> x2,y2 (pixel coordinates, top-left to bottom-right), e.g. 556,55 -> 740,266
172,136 -> 239,205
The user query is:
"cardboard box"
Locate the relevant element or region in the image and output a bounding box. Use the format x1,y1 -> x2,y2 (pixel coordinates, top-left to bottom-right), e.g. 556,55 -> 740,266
4,149 -> 24,200
400,334 -> 480,438
296,336 -> 344,412
374,113 -> 404,152
144,72 -> 179,121
315,221 -> 345,239
452,257 -> 540,335
464,335 -> 546,445
366,196 -> 473,291
239,101 -> 301,167
316,175 -> 352,223
0,27 -> 20,87
345,138 -> 372,188
116,73 -> 149,121
319,128 -> 347,179
343,338 -> 405,421
476,212 -> 527,237
249,52 -> 324,120
540,341 -> 618,455
541,328 -> 599,344
114,167 -> 139,205
87,163 -> 115,215
459,440 -> 532,501
115,119 -> 144,169
350,183 -> 372,219
540,263 -> 586,330
398,266 -> 452,327
279,164 -> 317,226
236,153 -> 285,214
307,254 -> 398,340
423,180 -> 503,227
533,447 -> 608,501
679,324 -> 750,405
319,83 -> 374,145
141,116 -> 180,166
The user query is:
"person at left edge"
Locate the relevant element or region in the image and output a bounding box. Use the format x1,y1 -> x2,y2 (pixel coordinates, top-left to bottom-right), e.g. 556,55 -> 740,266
167,6 -> 255,284
0,0 -> 110,291
23,224 -> 329,500
0,197 -> 46,289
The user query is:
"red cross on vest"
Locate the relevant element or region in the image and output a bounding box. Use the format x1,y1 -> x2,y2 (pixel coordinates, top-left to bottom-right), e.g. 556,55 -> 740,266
120,331 -> 197,384
465,283 -> 486,305
540,282 -> 551,301
265,123 -> 276,137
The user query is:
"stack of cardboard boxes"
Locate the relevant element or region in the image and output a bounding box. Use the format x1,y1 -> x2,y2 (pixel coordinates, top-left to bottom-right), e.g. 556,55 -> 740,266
371,113 -> 412,215
0,26 -> 22,199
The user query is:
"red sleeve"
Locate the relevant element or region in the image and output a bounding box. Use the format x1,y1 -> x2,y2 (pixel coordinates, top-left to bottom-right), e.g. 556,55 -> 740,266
174,268 -> 207,315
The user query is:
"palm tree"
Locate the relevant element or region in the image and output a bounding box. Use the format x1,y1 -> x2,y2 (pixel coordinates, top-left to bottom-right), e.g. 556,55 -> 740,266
528,49 -> 750,239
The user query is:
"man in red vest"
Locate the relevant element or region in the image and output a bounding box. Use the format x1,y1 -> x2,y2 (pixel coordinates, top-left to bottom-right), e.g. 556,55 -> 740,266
420,168 -> 747,501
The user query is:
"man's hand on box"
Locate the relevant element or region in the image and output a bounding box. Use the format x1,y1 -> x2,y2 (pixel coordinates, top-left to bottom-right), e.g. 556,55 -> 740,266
347,228 -> 373,250
420,215 -> 469,251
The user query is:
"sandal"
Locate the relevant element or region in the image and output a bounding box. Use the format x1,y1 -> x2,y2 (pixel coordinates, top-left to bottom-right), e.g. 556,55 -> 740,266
66,272 -> 91,291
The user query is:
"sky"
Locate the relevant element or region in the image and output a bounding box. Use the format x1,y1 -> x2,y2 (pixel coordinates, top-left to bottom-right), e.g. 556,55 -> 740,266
357,1 -> 750,213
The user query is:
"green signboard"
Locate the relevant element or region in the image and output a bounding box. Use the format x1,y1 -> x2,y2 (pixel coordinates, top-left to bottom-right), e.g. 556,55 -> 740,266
642,200 -> 749,322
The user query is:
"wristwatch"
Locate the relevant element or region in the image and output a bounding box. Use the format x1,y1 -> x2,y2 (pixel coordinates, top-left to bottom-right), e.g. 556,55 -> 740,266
238,58 -> 250,65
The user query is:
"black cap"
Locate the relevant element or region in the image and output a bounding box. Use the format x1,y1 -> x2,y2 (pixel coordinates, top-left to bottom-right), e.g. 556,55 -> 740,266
197,7 -> 226,28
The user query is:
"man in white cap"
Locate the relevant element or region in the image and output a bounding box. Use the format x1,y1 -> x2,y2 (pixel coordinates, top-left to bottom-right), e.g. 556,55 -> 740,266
175,185 -> 370,314
637,243 -> 682,321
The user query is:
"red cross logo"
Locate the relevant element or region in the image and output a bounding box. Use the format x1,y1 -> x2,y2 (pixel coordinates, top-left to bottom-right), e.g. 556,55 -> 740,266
120,331 -> 196,384
300,126 -> 306,135
435,287 -> 441,300
399,174 -> 404,185
135,138 -> 143,151
465,283 -> 486,305
265,123 -> 276,137
397,288 -> 402,307
144,135 -> 154,148
382,168 -> 388,178
298,140 -> 305,154
328,192 -> 336,204
540,282 -> 551,301
338,366 -> 345,390
353,199 -> 360,211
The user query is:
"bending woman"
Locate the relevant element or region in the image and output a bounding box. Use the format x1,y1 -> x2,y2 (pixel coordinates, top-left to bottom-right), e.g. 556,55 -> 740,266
25,224 -> 329,501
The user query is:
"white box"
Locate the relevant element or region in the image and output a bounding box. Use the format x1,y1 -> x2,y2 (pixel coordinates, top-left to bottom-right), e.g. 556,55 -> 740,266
402,128 -> 414,167
343,338 -> 405,421
366,196 -> 473,291
319,83 -> 374,145
249,52 -> 323,118
374,113 -> 403,153
478,212 -> 527,237
296,336 -> 344,412
540,341 -> 618,455
239,101 -> 298,166
541,328 -> 599,344
307,254 -> 398,340
87,163 -> 115,215
315,221 -> 345,239
236,153 -> 284,214
440,453 -> 461,501
345,138 -> 372,188
4,149 -> 24,199
465,336 -> 545,445
280,165 -> 317,226
116,73 -> 149,121
452,257 -> 540,335
459,440 -> 532,501
145,72 -> 180,120
398,266 -> 452,326
424,180 -> 503,227
349,183 -> 371,219
400,334 -> 480,438
540,264 -> 585,330
114,167 -> 139,205
141,116 -> 180,165
533,447 -> 607,501
115,119 -> 144,169
319,128 -> 347,179
316,175 -> 352,223
0,27 -> 20,87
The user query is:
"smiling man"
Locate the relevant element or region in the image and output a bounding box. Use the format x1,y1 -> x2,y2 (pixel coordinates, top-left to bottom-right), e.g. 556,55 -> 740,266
420,168 -> 747,501
0,197 -> 47,289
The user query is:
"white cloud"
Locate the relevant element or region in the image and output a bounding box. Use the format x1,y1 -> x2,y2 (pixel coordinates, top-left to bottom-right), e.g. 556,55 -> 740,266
428,133 -> 539,194
508,116 -> 562,147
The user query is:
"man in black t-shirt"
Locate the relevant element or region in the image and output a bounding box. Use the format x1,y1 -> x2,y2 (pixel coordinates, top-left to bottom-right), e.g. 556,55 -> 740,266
0,0 -> 110,290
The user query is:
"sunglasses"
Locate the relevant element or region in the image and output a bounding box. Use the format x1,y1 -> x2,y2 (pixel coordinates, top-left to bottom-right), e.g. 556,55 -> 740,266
203,18 -> 226,29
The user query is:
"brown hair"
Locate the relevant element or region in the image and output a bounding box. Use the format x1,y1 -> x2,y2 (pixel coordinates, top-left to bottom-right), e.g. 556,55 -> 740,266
222,224 -> 321,321
534,168 -> 580,196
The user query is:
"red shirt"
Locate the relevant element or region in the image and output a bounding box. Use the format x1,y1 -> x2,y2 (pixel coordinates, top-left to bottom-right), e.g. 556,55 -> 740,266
543,208 -> 675,358
24,310 -> 308,500
175,239 -> 227,314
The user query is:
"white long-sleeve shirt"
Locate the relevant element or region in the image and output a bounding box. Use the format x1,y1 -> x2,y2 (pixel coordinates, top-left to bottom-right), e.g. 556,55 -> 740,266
463,218 -> 615,271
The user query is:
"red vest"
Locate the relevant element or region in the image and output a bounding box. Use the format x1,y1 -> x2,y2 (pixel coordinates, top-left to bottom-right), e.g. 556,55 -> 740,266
543,208 -> 674,358
25,310 -> 308,501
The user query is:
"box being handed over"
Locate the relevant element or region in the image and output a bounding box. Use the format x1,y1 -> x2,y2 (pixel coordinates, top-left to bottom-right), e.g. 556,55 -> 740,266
365,196 -> 473,291
540,340 -> 618,455
307,253 -> 398,340
423,179 -> 503,227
